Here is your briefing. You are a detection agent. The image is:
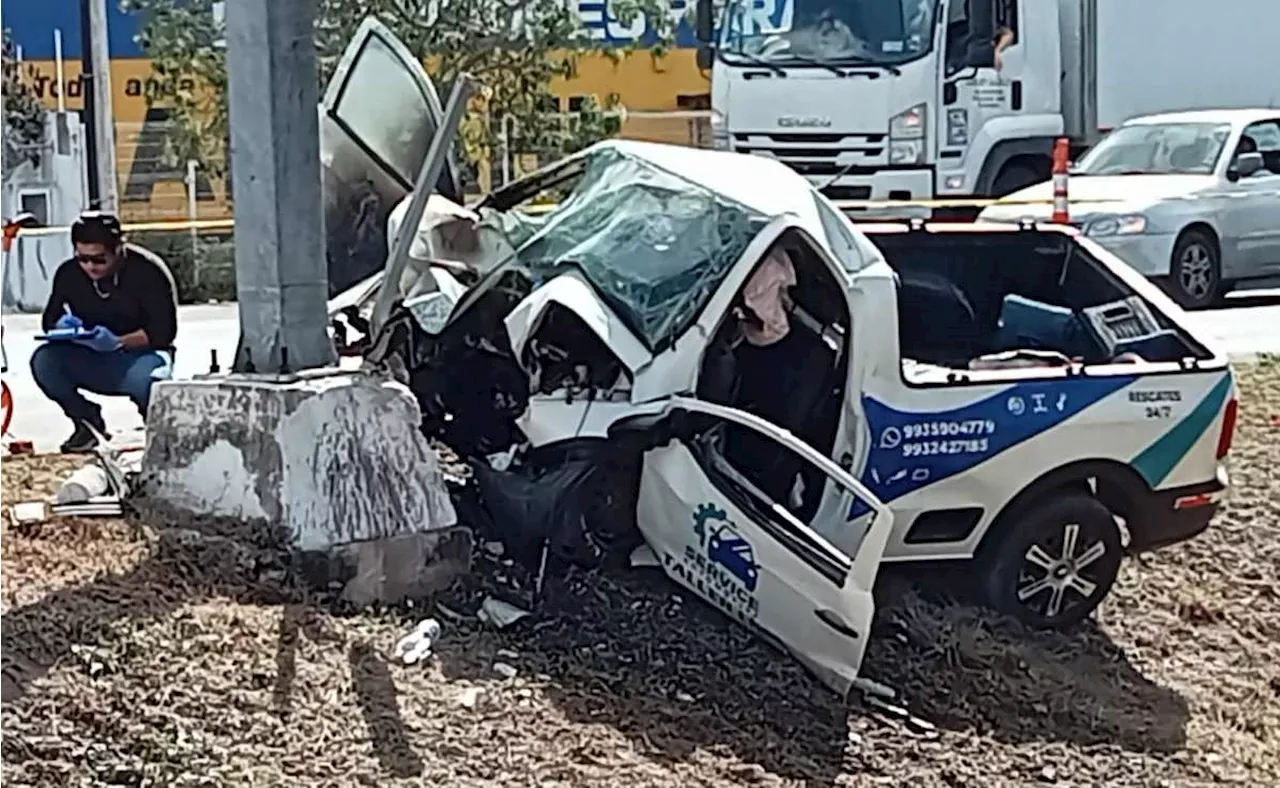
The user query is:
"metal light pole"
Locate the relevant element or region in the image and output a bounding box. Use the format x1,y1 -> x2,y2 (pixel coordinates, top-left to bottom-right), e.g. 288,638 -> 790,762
86,0 -> 119,213
77,0 -> 99,206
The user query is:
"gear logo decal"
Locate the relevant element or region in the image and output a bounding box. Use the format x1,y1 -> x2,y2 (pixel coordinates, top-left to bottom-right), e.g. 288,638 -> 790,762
660,503 -> 762,624
694,503 -> 760,592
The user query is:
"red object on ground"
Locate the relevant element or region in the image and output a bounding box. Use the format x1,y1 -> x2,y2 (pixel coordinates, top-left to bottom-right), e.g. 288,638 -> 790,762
1,380 -> 12,438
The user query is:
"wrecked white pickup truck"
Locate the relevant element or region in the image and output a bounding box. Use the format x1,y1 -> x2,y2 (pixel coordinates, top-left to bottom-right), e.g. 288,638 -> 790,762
318,20 -> 1238,696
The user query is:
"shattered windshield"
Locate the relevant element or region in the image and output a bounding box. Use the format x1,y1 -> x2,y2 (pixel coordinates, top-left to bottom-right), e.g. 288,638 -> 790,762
1076,122 -> 1232,176
719,0 -> 938,66
488,147 -> 768,351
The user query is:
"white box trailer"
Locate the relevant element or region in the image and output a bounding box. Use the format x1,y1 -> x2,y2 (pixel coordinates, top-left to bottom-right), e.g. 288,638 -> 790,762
1063,0 -> 1280,144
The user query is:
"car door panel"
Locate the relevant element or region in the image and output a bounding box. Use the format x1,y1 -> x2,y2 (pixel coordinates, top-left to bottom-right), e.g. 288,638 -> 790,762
1221,120 -> 1280,276
632,396 -> 894,696
320,17 -> 459,295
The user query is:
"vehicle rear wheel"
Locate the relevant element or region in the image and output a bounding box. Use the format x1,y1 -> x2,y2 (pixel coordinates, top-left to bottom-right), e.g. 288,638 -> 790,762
1167,229 -> 1222,309
979,493 -> 1122,629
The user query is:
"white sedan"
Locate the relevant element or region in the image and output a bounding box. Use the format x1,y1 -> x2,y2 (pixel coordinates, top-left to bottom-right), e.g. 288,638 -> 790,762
978,109 -> 1280,309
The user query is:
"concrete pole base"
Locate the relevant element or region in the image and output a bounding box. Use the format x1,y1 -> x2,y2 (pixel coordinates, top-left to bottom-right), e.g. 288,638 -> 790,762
139,369 -> 467,605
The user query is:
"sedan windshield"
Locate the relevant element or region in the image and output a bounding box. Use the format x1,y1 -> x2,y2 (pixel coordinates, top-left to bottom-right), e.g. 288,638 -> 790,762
1076,122 -> 1232,176
719,0 -> 939,66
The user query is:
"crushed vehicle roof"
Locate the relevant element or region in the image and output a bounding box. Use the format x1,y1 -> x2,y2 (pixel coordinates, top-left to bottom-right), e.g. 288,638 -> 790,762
581,140 -> 829,219
473,141 -> 831,351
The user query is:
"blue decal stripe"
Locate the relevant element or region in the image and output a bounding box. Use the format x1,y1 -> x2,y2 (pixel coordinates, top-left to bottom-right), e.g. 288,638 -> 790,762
1131,374 -> 1231,488
849,375 -> 1139,520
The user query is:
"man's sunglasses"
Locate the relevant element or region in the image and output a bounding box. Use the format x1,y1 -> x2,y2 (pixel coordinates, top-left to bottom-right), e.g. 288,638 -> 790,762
76,253 -> 110,265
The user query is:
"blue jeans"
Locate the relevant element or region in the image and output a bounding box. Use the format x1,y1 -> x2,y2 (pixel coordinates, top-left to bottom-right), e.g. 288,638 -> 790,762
30,342 -> 173,425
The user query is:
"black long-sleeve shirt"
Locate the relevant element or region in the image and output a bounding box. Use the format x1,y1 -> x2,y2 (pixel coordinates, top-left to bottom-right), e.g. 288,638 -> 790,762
41,243 -> 179,351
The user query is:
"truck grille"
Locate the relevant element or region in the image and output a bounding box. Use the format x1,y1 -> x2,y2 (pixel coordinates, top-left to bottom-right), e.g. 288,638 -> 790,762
731,131 -> 888,176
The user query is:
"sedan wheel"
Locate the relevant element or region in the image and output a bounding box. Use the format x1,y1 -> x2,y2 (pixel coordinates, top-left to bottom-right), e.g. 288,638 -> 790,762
1168,230 -> 1222,309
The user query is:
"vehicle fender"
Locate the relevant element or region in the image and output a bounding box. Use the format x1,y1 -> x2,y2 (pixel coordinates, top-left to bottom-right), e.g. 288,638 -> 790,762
975,458 -> 1151,556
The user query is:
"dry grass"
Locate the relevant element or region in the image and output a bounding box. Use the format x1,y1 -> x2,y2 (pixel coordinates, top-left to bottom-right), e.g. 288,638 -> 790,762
2,361 -> 1278,787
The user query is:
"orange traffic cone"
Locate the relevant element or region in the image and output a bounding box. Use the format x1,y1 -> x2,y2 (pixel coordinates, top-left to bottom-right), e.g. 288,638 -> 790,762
1051,138 -> 1070,224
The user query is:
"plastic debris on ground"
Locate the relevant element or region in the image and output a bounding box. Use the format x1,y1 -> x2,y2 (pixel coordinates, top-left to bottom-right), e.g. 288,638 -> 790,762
627,543 -> 661,568
393,618 -> 442,665
492,662 -> 519,680
8,500 -> 48,526
455,686 -> 483,708
477,595 -> 531,629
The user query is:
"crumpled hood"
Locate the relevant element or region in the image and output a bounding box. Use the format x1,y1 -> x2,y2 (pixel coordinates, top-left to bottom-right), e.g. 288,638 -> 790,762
980,174 -> 1216,222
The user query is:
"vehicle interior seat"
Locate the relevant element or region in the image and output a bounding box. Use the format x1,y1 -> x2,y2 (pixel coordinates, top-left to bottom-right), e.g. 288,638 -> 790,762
895,269 -> 985,365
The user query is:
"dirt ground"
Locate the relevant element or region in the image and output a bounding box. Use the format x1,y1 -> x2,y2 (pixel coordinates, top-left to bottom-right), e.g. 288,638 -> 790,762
3,361 -> 1278,788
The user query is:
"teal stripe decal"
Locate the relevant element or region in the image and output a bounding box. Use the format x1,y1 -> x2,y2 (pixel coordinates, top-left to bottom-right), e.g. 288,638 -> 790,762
1132,374 -> 1231,487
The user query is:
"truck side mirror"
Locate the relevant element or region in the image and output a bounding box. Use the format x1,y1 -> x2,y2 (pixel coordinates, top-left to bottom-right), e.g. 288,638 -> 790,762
695,0 -> 714,43
697,45 -> 715,69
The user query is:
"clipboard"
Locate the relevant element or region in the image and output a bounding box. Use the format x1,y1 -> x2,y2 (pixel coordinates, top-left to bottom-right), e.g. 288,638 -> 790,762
35,327 -> 92,342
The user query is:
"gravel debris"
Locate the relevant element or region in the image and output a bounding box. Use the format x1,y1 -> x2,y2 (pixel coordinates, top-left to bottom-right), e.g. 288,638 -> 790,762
3,359 -> 1278,787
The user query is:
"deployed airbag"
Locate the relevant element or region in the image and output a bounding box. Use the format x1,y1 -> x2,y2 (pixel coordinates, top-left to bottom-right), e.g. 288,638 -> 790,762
741,248 -> 797,347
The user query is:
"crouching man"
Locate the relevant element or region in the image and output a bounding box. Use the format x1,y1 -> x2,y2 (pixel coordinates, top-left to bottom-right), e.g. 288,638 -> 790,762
31,211 -> 178,453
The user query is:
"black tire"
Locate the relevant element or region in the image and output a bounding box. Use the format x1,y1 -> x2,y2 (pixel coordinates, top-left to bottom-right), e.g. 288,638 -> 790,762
979,493 -> 1123,629
991,162 -> 1047,198
1167,229 -> 1223,310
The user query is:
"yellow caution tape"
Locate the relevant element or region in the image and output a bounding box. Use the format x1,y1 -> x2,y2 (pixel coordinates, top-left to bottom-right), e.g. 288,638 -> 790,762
832,197 -> 1123,210
7,196 -> 1118,238
13,218 -> 236,238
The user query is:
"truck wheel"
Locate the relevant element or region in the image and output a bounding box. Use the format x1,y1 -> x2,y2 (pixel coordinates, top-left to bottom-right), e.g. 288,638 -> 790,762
979,493 -> 1122,629
1167,229 -> 1222,309
991,162 -> 1046,197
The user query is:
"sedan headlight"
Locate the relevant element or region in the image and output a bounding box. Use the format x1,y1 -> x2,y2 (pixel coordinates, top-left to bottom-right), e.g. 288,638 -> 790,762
1086,214 -> 1147,237
888,104 -> 926,165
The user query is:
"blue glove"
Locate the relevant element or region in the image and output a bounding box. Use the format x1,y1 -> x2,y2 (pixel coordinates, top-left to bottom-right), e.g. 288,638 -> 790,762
55,311 -> 84,331
73,325 -> 122,353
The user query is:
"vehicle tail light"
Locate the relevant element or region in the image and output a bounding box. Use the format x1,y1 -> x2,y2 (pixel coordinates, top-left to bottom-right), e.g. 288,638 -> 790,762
1216,397 -> 1238,459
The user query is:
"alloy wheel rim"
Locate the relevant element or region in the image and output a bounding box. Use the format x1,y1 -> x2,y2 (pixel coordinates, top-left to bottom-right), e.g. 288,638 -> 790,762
1179,243 -> 1215,300
1016,522 -> 1109,620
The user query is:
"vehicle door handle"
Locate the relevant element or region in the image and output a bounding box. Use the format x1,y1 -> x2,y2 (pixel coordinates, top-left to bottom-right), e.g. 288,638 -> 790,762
815,609 -> 860,639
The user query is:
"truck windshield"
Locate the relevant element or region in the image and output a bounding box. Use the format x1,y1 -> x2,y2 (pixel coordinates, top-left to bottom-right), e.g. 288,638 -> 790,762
1075,123 -> 1233,176
719,0 -> 939,66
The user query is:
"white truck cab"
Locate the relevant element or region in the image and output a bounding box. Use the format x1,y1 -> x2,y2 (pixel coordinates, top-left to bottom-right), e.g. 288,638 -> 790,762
694,0 -> 1280,207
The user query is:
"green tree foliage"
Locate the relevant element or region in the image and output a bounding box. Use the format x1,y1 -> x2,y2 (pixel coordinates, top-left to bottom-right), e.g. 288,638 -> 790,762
119,1 -> 229,179
2,27 -> 47,178
123,0 -> 678,189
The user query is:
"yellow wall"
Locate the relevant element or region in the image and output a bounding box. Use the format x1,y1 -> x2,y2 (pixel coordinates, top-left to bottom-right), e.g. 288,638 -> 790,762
18,52 -> 706,221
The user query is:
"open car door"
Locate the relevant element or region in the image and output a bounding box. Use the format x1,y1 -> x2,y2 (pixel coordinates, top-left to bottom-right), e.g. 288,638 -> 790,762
622,396 -> 895,696
320,17 -> 461,296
